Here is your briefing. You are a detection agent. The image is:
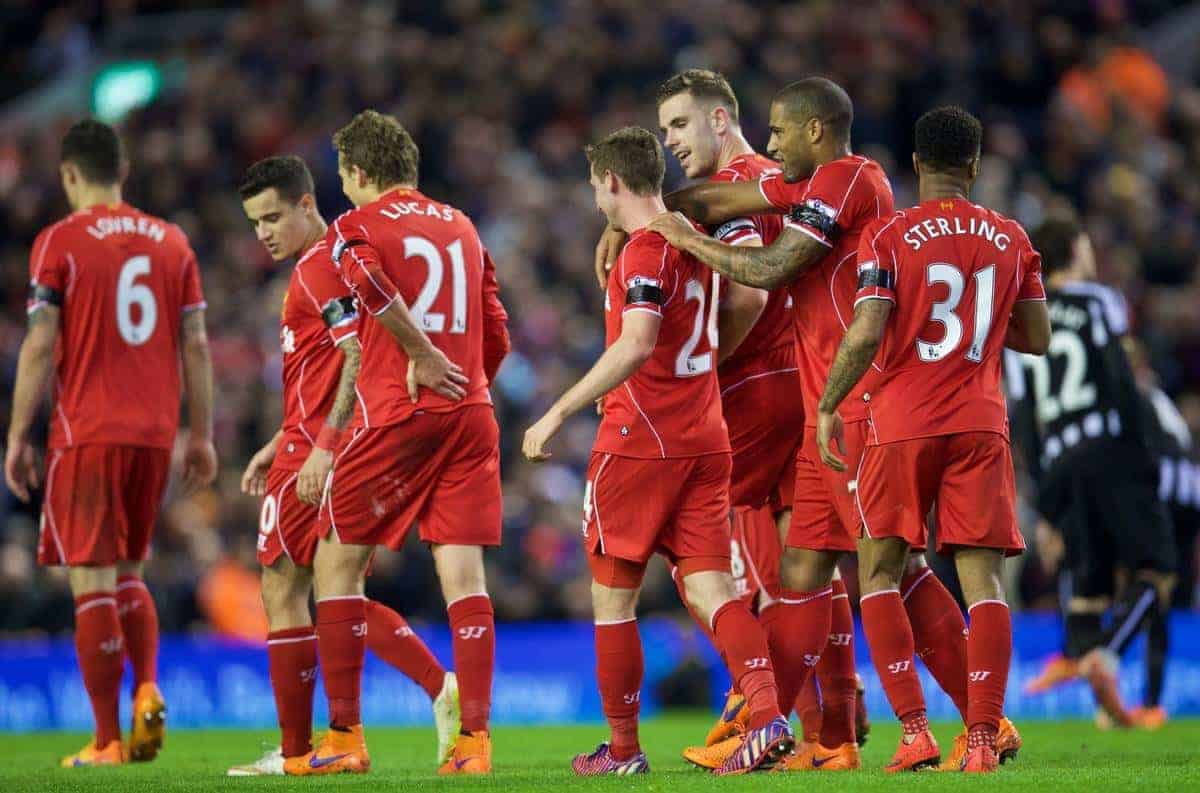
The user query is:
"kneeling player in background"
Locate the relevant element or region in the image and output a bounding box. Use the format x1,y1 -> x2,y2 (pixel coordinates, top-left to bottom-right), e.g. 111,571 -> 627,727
225,156 -> 458,775
816,106 -> 1050,773
303,111 -> 510,776
6,120 -> 217,767
524,127 -> 794,776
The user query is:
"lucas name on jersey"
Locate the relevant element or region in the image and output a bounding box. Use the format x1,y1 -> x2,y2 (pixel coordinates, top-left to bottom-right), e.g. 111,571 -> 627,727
85,215 -> 167,243
378,199 -> 455,223
901,214 -> 1012,252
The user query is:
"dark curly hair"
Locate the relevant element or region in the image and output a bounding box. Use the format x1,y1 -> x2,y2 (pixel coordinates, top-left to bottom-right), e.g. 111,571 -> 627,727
61,119 -> 124,185
914,105 -> 982,171
238,155 -> 315,203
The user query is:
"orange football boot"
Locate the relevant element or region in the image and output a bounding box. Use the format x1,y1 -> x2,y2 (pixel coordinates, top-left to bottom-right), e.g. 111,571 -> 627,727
438,731 -> 492,775
1024,653 -> 1080,694
961,745 -> 999,773
283,725 -> 370,775
61,739 -> 127,768
129,682 -> 167,762
705,691 -> 748,746
884,729 -> 940,773
939,716 -> 1021,770
770,740 -> 816,772
1131,705 -> 1168,729
806,742 -> 862,771
683,733 -> 742,770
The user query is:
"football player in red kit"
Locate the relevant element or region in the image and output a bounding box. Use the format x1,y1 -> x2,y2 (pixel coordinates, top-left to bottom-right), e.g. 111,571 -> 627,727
524,127 -> 794,776
5,120 -> 217,767
816,106 -> 1050,773
295,111 -> 509,777
227,156 -> 458,775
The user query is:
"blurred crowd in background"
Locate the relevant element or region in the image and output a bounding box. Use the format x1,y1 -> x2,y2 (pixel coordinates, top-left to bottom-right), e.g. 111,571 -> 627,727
2,0 -> 1200,637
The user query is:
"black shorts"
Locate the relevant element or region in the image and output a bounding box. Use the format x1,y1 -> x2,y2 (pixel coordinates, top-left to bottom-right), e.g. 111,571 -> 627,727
1039,461 -> 1176,599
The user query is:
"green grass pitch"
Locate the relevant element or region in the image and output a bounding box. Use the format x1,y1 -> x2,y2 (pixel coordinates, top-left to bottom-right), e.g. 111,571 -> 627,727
6,712 -> 1199,792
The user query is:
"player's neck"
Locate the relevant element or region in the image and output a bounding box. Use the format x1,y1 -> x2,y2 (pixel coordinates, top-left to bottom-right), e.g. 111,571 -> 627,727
815,140 -> 852,168
715,130 -> 755,171
71,184 -> 122,212
918,175 -> 970,204
357,182 -> 417,206
300,218 -> 328,255
616,195 -> 669,233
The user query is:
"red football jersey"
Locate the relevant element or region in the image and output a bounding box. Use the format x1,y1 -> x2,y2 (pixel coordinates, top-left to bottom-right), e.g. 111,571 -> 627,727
709,153 -> 794,380
593,228 -> 730,459
27,203 -> 205,450
854,198 -> 1046,444
327,188 -> 508,429
758,155 -> 894,425
274,239 -> 360,472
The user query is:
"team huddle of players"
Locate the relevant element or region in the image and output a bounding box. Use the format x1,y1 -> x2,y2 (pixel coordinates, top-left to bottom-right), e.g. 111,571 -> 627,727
7,68 -> 1070,777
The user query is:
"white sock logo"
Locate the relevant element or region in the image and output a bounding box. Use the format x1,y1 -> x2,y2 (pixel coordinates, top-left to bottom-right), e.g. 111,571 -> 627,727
351,622 -> 368,638
827,632 -> 852,646
887,660 -> 911,674
744,657 -> 769,670
458,626 -> 488,640
968,670 -> 992,682
803,654 -> 821,667
623,691 -> 640,705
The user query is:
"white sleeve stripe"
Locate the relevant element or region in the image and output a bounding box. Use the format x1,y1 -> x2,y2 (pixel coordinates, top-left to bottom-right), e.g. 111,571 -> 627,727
731,233 -> 764,247
182,301 -> 207,312
370,295 -> 399,315
623,306 -> 663,317
783,222 -> 833,247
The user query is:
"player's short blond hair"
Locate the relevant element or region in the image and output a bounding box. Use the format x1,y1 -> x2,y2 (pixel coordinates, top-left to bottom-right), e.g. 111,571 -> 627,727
655,69 -> 740,123
333,110 -> 419,188
585,127 -> 664,197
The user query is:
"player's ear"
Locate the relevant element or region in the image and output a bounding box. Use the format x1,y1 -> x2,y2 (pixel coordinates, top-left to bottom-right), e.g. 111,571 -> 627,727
911,152 -> 920,177
967,154 -> 981,181
808,116 -> 824,144
710,106 -> 727,135
606,170 -> 620,195
298,192 -> 317,214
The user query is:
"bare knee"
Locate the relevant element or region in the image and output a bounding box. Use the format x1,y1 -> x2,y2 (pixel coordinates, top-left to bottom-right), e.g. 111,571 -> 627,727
857,537 -> 907,594
780,547 -> 838,592
116,561 -> 144,580
954,547 -> 1005,607
592,580 -> 639,623
261,560 -> 313,631
312,535 -> 371,601
433,544 -> 488,605
68,565 -> 117,597
682,571 -> 737,627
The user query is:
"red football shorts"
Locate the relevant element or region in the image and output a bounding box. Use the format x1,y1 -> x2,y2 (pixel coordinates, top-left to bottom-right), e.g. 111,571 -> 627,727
786,420 -> 869,553
669,504 -> 784,610
584,451 -> 732,587
320,405 -> 502,550
720,346 -> 804,512
257,466 -> 318,567
38,445 -> 170,566
856,431 -> 1025,557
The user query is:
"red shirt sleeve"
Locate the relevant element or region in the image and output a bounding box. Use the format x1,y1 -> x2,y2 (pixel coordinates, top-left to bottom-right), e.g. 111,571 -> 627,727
180,245 -> 207,312
619,236 -> 672,317
27,224 -> 68,315
481,246 -> 510,383
709,167 -> 762,246
1017,245 -> 1046,303
301,252 -> 359,346
782,161 -> 866,247
757,171 -> 795,212
329,216 -> 400,316
854,217 -> 897,307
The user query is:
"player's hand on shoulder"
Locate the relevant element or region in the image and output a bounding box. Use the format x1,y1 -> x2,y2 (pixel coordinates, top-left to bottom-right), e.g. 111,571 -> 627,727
296,448 -> 333,506
3,437 -> 40,503
594,225 -> 628,289
406,348 -> 469,403
240,441 -> 276,496
647,211 -> 698,247
182,433 -> 218,493
816,410 -> 847,473
522,412 -> 563,462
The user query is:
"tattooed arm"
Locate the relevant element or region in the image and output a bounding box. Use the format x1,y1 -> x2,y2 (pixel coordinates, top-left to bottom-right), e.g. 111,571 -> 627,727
816,298 -> 892,472
296,336 -> 362,506
648,213 -> 827,289
664,180 -> 779,225
4,305 -> 59,501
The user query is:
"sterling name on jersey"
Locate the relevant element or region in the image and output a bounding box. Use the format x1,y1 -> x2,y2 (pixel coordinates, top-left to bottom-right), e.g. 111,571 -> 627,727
1006,281 -> 1152,473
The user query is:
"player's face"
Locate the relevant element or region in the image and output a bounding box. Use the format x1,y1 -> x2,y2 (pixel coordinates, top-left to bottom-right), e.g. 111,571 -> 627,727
1071,233 -> 1098,280
658,93 -> 720,179
242,188 -> 313,261
766,101 -> 814,183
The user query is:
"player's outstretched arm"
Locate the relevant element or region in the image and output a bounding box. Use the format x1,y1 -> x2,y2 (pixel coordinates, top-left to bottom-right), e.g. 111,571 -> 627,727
816,299 -> 893,472
665,180 -> 777,225
648,213 -> 825,289
296,337 -> 362,506
522,311 -> 661,461
1005,300 -> 1051,355
717,275 -> 768,366
4,305 -> 60,502
180,309 -> 218,492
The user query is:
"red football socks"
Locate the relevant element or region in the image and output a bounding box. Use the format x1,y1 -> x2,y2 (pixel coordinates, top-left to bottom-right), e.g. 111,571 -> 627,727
966,600 -> 1011,736
316,596 -> 366,729
794,674 -> 822,743
267,627 -> 318,758
712,599 -> 782,729
116,575 -> 159,688
903,566 -> 969,722
817,577 -> 857,747
861,589 -> 927,727
448,594 -> 494,733
595,619 -> 643,760
365,599 -> 446,700
74,593 -> 124,747
763,586 -> 831,722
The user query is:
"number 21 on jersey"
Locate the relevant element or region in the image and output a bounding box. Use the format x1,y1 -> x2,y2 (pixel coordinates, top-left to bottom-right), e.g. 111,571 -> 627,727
406,236 -> 467,334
